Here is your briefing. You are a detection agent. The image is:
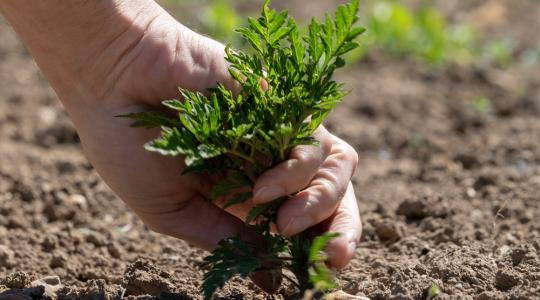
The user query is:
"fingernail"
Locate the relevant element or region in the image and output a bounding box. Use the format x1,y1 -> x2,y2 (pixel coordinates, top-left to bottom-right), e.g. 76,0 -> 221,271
281,216 -> 313,237
253,186 -> 285,204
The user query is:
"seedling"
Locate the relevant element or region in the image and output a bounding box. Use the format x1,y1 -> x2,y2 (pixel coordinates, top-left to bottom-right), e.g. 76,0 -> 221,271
123,0 -> 364,298
425,283 -> 441,300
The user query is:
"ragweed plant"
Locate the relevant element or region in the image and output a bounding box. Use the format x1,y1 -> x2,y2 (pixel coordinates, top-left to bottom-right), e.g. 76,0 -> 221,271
123,0 -> 363,298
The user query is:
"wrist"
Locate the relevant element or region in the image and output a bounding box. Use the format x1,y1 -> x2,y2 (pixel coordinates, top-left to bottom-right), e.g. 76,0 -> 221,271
0,0 -> 167,105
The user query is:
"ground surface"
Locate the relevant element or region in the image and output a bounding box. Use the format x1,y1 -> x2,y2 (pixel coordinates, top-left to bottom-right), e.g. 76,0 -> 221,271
1,1 -> 539,299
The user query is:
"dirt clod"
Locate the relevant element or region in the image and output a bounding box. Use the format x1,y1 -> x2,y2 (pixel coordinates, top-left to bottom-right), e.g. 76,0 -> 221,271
0,272 -> 33,289
375,220 -> 404,242
0,246 -> 14,268
122,259 -> 174,296
495,268 -> 521,291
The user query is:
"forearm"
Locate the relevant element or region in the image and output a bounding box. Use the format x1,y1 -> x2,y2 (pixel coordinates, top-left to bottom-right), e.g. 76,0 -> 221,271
0,0 -> 166,104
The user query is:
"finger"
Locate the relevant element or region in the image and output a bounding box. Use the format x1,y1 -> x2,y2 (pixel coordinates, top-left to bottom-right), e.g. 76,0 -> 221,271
324,183 -> 362,270
252,126 -> 333,204
276,137 -> 359,237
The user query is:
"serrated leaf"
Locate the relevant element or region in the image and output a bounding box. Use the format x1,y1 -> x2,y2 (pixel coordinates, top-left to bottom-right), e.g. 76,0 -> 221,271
308,232 -> 340,292
245,197 -> 286,224
236,28 -> 264,54
336,41 -> 360,56
347,26 -> 366,41
200,237 -> 262,300
270,23 -> 294,45
162,99 -> 183,111
210,173 -> 252,199
269,10 -> 289,34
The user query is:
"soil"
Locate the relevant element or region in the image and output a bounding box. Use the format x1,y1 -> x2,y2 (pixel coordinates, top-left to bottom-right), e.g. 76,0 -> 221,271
1,1 -> 539,299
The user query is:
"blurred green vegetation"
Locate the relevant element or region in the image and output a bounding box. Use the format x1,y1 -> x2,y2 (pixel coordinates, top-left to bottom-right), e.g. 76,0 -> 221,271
159,0 -> 533,69
470,96 -> 494,116
344,1 -> 518,67
352,1 -> 478,65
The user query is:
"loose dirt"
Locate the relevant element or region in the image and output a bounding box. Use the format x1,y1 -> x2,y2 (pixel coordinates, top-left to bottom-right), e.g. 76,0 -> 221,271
1,1 -> 539,299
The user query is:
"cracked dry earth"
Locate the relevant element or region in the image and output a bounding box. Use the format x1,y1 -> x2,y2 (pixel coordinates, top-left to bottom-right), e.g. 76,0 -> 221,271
1,0 -> 540,299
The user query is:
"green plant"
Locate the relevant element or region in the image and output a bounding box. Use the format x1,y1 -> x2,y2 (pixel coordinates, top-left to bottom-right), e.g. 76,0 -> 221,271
521,42 -> 540,66
347,1 -> 478,65
122,0 -> 364,299
482,38 -> 515,68
425,283 -> 441,300
470,96 -> 493,116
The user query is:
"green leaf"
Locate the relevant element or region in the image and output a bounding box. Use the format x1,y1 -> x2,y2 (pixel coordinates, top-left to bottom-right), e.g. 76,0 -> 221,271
347,26 -> 366,41
247,17 -> 266,39
308,232 -> 340,291
236,28 -> 264,54
336,41 -> 360,56
270,22 -> 294,45
198,144 -> 224,159
210,172 -> 252,199
245,197 -> 286,224
200,237 -> 262,300
426,283 -> 441,300
269,10 -> 289,34
162,99 -> 183,111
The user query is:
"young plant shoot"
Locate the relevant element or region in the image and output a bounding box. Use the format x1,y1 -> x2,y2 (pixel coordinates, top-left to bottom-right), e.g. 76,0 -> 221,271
124,0 -> 364,298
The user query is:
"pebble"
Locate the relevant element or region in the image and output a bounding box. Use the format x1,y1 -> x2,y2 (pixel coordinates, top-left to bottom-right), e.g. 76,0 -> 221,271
66,194 -> 88,210
31,276 -> 63,298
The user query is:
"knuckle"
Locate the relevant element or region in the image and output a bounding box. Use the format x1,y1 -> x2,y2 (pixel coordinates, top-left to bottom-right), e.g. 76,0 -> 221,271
321,137 -> 333,157
315,173 -> 339,199
332,142 -> 359,173
292,147 -> 321,167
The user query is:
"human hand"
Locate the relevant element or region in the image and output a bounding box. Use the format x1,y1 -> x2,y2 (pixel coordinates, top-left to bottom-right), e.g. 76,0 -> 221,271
0,0 -> 361,285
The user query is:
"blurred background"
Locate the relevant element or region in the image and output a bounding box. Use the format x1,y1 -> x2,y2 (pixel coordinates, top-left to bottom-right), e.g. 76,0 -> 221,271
0,1 -> 539,299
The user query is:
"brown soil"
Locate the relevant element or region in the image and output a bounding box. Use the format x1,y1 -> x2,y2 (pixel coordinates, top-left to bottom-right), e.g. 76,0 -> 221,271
1,1 -> 539,299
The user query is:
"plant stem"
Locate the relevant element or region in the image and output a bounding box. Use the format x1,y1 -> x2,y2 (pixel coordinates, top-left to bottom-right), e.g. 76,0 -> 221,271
229,149 -> 256,164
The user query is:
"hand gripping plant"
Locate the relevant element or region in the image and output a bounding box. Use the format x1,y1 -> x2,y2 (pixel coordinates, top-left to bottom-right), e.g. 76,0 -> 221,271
124,1 -> 364,298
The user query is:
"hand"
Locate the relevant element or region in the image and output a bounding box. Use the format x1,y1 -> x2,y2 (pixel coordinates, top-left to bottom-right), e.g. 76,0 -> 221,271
0,0 -> 361,285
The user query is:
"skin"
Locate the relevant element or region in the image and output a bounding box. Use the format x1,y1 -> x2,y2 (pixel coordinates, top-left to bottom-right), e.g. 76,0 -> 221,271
0,0 -> 362,290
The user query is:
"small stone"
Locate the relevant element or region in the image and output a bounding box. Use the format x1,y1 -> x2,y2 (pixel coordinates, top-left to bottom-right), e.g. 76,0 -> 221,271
123,259 -> 173,296
474,291 -> 505,300
321,290 -> 370,300
107,243 -> 122,259
50,253 -> 67,269
495,268 -> 521,291
41,235 -> 58,252
66,194 -> 88,210
55,160 -> 76,174
375,220 -> 404,242
86,232 -> 106,247
509,247 -> 529,266
31,276 -> 63,298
